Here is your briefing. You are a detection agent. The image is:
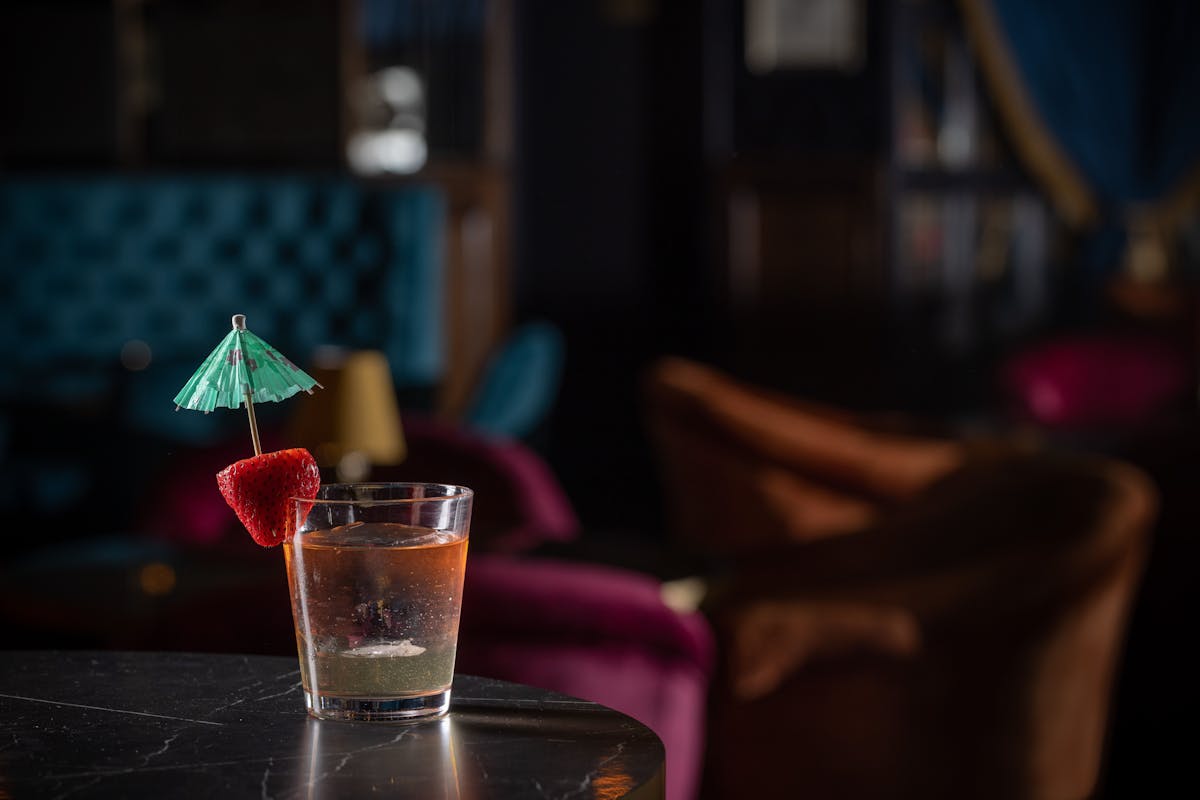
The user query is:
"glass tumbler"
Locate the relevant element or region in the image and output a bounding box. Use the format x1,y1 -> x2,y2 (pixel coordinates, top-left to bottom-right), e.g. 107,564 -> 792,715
285,483 -> 472,722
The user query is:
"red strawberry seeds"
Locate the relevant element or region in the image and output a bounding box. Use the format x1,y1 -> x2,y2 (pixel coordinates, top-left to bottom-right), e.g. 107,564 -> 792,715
216,448 -> 321,546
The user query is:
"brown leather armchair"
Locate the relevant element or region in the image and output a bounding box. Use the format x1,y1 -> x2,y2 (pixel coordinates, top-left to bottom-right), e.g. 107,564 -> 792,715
644,357 -> 1156,799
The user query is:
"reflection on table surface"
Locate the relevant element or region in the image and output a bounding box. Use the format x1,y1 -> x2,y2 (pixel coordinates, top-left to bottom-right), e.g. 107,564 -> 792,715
0,651 -> 664,800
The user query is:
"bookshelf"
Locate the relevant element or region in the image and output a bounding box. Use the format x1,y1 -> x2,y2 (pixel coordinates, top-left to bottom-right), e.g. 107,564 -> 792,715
342,0 -> 515,418
888,0 -> 1064,376
700,0 -> 1064,412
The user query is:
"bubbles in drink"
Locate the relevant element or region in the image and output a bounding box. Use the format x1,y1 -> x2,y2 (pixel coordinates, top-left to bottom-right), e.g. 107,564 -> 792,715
284,522 -> 468,699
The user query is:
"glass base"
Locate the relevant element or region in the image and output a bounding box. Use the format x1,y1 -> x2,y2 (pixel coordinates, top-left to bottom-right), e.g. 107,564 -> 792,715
305,689 -> 451,722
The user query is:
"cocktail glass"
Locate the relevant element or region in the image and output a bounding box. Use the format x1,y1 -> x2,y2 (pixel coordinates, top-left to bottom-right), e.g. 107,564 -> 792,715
285,483 -> 473,722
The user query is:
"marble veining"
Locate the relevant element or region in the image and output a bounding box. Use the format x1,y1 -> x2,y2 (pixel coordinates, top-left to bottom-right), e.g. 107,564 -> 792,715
139,730 -> 184,765
0,651 -> 665,799
0,692 -> 225,726
259,756 -> 273,800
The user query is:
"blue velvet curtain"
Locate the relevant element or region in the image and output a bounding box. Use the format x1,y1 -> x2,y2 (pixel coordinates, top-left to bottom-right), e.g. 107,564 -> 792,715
962,0 -> 1200,292
985,0 -> 1200,210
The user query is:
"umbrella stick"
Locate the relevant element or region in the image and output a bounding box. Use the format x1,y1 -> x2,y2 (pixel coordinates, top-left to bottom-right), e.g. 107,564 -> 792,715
244,388 -> 262,456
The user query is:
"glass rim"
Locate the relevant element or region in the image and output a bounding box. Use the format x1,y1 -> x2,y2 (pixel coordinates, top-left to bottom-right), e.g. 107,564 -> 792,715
290,482 -> 474,505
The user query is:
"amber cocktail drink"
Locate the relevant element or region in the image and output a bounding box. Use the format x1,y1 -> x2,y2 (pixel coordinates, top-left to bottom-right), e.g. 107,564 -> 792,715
285,483 -> 472,722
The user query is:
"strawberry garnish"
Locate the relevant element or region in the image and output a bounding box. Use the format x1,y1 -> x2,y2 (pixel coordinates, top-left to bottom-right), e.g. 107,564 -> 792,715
216,448 -> 320,547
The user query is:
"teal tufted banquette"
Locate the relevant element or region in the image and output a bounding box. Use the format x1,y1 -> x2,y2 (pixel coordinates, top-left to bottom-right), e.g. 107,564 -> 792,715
0,174 -> 445,441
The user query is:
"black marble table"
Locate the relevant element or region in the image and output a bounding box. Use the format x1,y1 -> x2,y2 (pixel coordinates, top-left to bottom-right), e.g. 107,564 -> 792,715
0,651 -> 665,799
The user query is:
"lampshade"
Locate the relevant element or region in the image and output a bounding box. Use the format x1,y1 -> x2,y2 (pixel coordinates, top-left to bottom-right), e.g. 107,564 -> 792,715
287,349 -> 406,476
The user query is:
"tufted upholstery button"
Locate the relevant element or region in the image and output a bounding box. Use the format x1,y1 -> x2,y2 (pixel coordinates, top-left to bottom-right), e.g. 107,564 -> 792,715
145,236 -> 183,264
143,307 -> 179,338
181,194 -> 211,227
72,235 -> 118,263
13,235 -> 49,266
80,308 -> 119,340
115,199 -> 148,228
40,192 -> 76,226
210,236 -> 243,263
245,194 -> 272,228
275,238 -> 300,266
303,192 -> 328,229
176,269 -> 212,297
43,269 -> 83,301
16,310 -> 49,339
240,272 -> 268,298
105,269 -> 151,302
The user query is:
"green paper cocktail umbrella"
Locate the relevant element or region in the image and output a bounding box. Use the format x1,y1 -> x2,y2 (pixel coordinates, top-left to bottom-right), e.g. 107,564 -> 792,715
174,314 -> 322,455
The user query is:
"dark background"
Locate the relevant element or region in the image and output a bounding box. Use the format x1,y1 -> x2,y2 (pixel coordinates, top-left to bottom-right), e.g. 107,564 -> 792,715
3,1 -> 1199,795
